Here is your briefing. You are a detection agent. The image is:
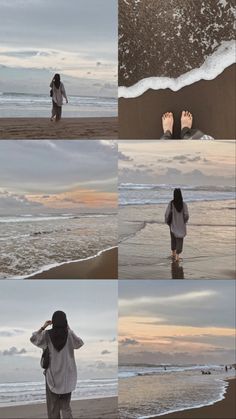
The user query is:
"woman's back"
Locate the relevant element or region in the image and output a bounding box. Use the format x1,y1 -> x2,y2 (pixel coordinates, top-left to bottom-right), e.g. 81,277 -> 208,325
46,329 -> 83,394
165,201 -> 189,238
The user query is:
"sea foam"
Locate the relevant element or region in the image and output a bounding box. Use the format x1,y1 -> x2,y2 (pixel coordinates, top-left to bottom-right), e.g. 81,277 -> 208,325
118,41 -> 236,98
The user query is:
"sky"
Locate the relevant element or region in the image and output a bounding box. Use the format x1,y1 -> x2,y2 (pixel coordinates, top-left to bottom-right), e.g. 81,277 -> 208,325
0,0 -> 117,97
0,280 -> 117,382
119,140 -> 236,186
119,280 -> 236,365
0,140 -> 117,215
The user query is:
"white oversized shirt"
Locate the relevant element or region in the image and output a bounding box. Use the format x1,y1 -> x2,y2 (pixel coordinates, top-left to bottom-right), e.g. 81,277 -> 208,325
31,329 -> 84,395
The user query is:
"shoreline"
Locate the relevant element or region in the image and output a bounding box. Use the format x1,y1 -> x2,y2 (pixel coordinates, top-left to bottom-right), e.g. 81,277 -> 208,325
119,64 -> 236,139
0,396 -> 117,419
0,117 -> 118,139
26,247 -> 118,279
154,378 -> 236,419
118,42 -> 236,97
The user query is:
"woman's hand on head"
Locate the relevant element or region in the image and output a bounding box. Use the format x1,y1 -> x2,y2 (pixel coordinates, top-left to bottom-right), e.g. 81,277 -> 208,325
42,320 -> 52,330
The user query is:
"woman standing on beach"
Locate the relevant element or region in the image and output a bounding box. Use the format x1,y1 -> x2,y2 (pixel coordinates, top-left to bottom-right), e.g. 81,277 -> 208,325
30,311 -> 84,419
50,74 -> 68,121
165,188 -> 189,262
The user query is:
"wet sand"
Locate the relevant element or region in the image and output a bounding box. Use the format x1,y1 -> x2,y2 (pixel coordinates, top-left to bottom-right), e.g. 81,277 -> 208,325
28,247 -> 118,279
119,201 -> 236,279
0,396 -> 117,419
119,0 -> 235,86
119,64 -> 236,139
156,379 -> 236,419
0,117 -> 118,139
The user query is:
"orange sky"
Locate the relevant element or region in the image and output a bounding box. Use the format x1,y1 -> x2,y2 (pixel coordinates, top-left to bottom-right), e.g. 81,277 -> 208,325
26,187 -> 117,209
119,315 -> 235,355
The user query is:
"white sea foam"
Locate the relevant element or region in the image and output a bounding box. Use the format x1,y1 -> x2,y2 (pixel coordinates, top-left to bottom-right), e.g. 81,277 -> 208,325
0,378 -> 117,407
118,40 -> 236,98
11,246 -> 117,280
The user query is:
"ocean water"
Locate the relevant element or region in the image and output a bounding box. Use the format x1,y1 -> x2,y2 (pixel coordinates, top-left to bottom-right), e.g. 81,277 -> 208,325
118,41 -> 236,97
118,199 -> 235,279
0,213 -> 117,278
0,92 -> 117,117
119,183 -> 236,206
0,378 -> 117,407
119,365 -> 236,418
119,0 -> 236,96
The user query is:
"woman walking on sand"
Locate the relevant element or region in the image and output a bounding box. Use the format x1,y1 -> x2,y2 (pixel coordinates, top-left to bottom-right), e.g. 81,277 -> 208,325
30,311 -> 84,419
50,74 -> 68,121
165,188 -> 189,262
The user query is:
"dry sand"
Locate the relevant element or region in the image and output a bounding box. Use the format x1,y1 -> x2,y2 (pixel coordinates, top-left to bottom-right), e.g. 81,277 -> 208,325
119,64 -> 236,139
156,378 -> 236,419
28,247 -> 118,279
0,396 -> 117,419
0,117 -> 118,139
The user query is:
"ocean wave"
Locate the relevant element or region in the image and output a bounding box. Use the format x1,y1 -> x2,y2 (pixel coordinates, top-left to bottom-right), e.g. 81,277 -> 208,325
119,183 -> 236,192
10,246 -> 117,280
118,41 -> 236,98
0,214 -> 110,224
0,378 -> 117,407
119,364 -> 223,378
119,196 -> 235,206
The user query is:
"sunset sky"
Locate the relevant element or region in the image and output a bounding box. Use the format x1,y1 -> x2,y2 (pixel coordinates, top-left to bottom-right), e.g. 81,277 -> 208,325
119,140 -> 235,186
0,0 -> 117,97
0,280 -> 117,382
0,140 -> 117,214
119,280 -> 236,365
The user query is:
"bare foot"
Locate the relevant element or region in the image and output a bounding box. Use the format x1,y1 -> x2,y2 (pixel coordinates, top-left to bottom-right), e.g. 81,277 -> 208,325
162,112 -> 174,134
181,110 -> 193,130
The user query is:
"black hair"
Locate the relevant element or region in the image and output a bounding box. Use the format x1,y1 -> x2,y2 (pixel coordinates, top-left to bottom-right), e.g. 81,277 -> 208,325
172,188 -> 183,212
54,73 -> 61,89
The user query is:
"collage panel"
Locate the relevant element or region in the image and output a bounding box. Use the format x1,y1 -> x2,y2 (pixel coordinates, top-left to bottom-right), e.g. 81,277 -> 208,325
0,0 -> 118,139
0,0 -> 235,418
118,0 -> 236,139
118,140 -> 236,279
118,279 -> 236,419
0,140 -> 118,279
0,280 -> 118,418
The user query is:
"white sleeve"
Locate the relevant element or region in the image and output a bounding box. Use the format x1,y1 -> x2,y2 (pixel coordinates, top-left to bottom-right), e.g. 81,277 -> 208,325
30,330 -> 47,349
70,330 -> 84,350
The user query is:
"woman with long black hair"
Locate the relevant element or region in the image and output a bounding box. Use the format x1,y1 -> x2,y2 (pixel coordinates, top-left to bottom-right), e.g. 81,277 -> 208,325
30,311 -> 84,419
50,74 -> 68,121
165,188 -> 189,262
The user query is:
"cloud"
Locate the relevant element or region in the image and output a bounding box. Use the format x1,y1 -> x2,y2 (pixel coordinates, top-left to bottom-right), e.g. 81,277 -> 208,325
101,350 -> 111,355
120,338 -> 140,346
1,347 -> 27,356
119,349 -> 236,365
0,190 -> 44,213
0,328 -> 26,337
118,151 -> 133,162
119,290 -> 218,310
173,154 -> 202,164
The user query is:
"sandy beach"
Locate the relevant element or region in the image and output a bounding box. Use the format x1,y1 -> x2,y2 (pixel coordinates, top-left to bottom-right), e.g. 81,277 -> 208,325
119,201 -> 235,279
157,378 -> 236,419
0,117 -> 118,139
119,64 -> 236,139
28,247 -> 118,279
0,396 -> 117,419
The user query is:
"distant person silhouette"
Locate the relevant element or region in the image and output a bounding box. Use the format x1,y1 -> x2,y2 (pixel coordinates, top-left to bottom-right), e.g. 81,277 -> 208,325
50,74 -> 68,121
